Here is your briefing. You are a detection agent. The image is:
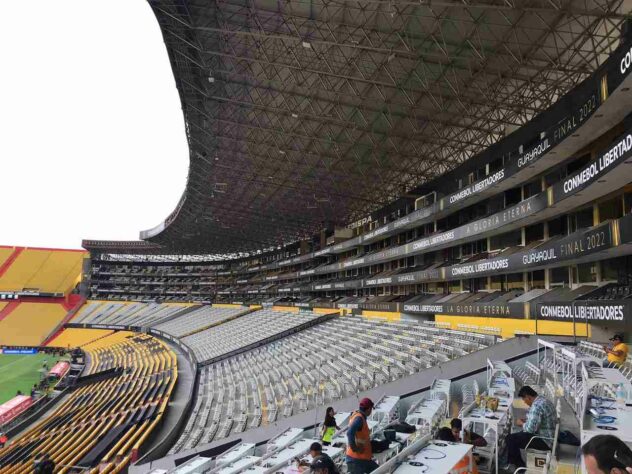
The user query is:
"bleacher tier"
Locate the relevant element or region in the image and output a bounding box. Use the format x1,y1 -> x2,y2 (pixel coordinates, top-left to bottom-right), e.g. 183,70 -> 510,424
0,331 -> 177,473
0,248 -> 84,295
153,306 -> 248,337
73,301 -> 195,327
180,310 -> 322,363
171,316 -> 494,452
0,303 -> 68,347
46,328 -> 115,348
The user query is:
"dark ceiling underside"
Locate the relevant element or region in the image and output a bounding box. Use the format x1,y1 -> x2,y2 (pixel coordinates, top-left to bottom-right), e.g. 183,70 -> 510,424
140,0 -> 630,255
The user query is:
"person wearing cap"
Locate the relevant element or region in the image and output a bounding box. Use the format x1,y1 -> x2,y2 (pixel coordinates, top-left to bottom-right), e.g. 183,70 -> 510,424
303,442 -> 339,473
603,333 -> 628,367
346,398 -> 379,473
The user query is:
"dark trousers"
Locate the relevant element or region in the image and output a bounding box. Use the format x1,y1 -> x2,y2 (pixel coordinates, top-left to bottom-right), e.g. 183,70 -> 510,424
347,459 -> 379,473
506,432 -> 549,467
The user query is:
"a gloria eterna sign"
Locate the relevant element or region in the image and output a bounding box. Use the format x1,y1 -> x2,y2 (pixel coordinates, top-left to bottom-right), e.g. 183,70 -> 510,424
402,301 -> 522,317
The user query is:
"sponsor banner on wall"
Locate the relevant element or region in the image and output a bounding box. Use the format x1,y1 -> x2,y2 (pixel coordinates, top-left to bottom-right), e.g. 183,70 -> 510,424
363,215 -> 620,288
552,126 -> 632,202
1,348 -> 38,355
449,219 -> 614,279
445,169 -> 507,206
410,195 -> 546,254
535,300 -> 631,322
360,302 -> 399,312
402,301 -> 523,317
316,194 -> 548,276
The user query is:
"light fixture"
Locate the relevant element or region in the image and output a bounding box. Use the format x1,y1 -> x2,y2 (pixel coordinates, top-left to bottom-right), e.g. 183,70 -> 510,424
302,41 -> 311,49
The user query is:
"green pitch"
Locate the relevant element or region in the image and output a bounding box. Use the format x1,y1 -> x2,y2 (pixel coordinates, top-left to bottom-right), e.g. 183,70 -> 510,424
0,353 -> 50,404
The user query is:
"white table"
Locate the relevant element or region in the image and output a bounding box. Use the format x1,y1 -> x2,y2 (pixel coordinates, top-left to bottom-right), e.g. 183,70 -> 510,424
489,376 -> 515,394
406,399 -> 446,434
462,406 -> 509,474
487,360 -> 512,386
216,456 -> 262,474
371,395 -> 401,425
582,404 -> 632,442
266,427 -> 304,453
276,444 -> 343,474
214,443 -> 255,469
392,440 -> 472,474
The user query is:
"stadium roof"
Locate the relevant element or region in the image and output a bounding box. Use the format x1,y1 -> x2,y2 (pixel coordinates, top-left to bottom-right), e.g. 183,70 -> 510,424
130,0 -> 630,254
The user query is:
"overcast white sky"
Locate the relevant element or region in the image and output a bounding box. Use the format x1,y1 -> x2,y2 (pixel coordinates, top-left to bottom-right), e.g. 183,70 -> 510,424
0,0 -> 188,250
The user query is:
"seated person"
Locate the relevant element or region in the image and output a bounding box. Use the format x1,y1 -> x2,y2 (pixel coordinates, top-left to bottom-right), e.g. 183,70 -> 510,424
436,428 -> 478,474
451,418 -> 487,447
603,333 -> 628,367
299,442 -> 339,474
504,386 -> 556,470
582,434 -> 632,474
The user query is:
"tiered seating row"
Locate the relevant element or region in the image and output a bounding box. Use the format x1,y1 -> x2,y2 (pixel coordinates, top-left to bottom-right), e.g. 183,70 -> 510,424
154,306 -> 246,338
0,331 -> 177,474
172,317 -> 491,451
47,328 -> 115,348
0,248 -> 84,294
73,301 -> 195,327
181,310 -> 322,362
0,302 -> 68,347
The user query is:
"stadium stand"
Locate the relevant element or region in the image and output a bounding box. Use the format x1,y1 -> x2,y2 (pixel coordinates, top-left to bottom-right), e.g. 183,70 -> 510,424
88,262 -> 219,302
0,302 -> 68,346
0,248 -> 84,295
72,300 -> 195,327
46,327 -> 115,348
172,316 -> 495,451
0,331 -> 177,473
153,305 -> 249,338
0,248 -> 15,274
159,351 -> 539,474
3,6 -> 632,474
180,309 -> 324,363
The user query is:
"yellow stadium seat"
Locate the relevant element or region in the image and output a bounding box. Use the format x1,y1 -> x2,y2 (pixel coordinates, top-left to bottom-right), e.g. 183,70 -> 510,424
0,331 -> 177,474
47,328 -> 114,348
0,248 -> 85,294
0,302 -> 68,346
0,247 -> 15,270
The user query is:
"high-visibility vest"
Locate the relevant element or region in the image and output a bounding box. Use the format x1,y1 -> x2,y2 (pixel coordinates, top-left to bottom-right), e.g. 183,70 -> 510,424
453,455 -> 478,474
322,426 -> 336,443
345,411 -> 372,461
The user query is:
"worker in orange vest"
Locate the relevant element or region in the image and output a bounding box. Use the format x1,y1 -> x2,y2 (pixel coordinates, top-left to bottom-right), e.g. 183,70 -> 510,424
346,398 -> 379,473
